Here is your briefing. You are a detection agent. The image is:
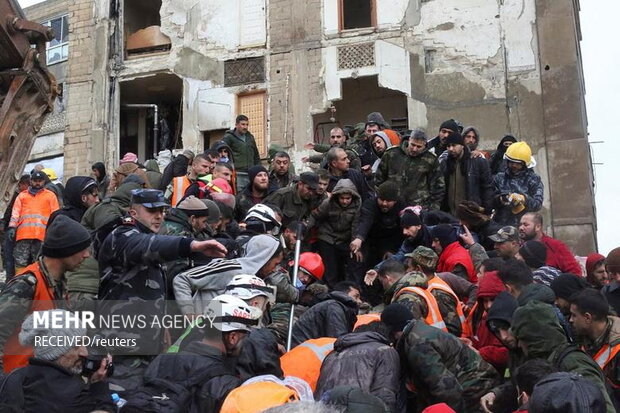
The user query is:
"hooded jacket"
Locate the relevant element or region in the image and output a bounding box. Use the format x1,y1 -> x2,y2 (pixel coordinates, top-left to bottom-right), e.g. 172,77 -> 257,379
517,283 -> 574,341
48,176 -> 96,224
370,132 -> 394,174
173,234 -> 281,315
291,291 -> 359,347
489,135 -> 517,175
92,162 -> 109,199
211,140 -> 235,164
512,301 -> 615,412
307,179 -> 361,245
144,159 -> 163,190
81,180 -> 142,230
492,166 -> 544,227
315,331 -> 402,412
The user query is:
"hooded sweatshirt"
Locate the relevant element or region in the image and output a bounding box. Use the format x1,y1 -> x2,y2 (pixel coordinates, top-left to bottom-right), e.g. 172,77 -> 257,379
48,176 -> 97,224
144,159 -> 163,190
173,234 -> 281,315
370,132 -> 394,174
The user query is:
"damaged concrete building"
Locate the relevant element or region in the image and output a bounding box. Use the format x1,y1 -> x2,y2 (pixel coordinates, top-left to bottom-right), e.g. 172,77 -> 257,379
24,0 -> 596,253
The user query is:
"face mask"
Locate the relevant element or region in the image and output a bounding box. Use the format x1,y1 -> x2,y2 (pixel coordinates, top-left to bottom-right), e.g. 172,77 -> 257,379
220,157 -> 229,163
295,278 -> 305,291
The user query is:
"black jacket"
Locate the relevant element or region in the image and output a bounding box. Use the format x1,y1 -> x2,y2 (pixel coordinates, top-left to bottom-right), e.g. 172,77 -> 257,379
326,169 -> 373,202
144,341 -> 241,413
291,291 -> 359,347
439,148 -> 495,213
160,154 -> 191,190
355,196 -> 405,248
316,332 -> 402,412
234,328 -> 283,381
48,176 -> 95,224
0,358 -> 114,412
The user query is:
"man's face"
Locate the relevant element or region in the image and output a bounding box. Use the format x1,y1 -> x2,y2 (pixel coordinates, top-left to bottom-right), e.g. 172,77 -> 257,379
214,167 -> 232,182
332,150 -> 350,172
555,297 -> 571,315
81,190 -> 100,208
252,172 -> 269,192
438,128 -> 454,144
192,158 -> 212,177
219,148 -> 230,159
62,248 -> 91,272
407,139 -> 426,157
56,345 -> 88,375
316,178 -> 329,196
518,215 -> 539,241
371,136 -> 387,155
432,238 -> 443,255
495,240 -> 519,259
347,287 -> 363,306
298,269 -> 314,286
337,193 -> 353,208
591,263 -> 610,287
31,178 -> 45,189
507,161 -> 525,174
402,225 -> 420,238
18,181 -> 30,192
446,143 -> 464,159
258,251 -> 284,277
377,198 -> 396,213
297,182 -> 315,201
482,297 -> 494,312
273,157 -> 290,176
378,273 -> 394,290
283,228 -> 297,249
247,296 -> 268,312
190,216 -> 209,233
224,331 -> 247,357
236,120 -> 249,135
498,328 -> 517,350
130,204 -> 165,232
330,129 -> 346,146
463,130 -> 478,150
569,304 -> 590,337
365,124 -> 380,139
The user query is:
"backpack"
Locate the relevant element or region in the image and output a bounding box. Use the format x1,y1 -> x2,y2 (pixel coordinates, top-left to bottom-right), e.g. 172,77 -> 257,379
122,364 -> 230,413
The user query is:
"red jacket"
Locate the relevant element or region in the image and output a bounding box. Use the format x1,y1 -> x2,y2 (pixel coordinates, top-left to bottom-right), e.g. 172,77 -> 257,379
541,234 -> 582,276
437,241 -> 476,283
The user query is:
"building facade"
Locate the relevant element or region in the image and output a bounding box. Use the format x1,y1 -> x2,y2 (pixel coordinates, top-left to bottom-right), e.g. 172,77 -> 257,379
25,0 -> 596,254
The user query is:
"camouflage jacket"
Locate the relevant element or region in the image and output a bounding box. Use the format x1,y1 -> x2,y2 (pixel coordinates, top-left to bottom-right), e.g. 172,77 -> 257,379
161,209 -> 201,279
264,186 -> 313,226
398,319 -> 500,411
376,144 -> 445,210
492,168 -> 544,226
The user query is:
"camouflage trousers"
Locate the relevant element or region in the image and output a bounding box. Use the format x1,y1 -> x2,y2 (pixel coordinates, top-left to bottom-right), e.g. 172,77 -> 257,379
13,239 -> 41,269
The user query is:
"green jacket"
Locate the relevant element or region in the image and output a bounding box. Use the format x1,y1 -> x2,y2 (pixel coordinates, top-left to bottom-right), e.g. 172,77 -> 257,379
161,208 -> 200,279
513,300 -> 615,412
399,318 -> 500,411
222,129 -> 261,172
263,185 -> 313,227
376,142 -> 445,210
145,159 -> 162,190
81,182 -> 142,230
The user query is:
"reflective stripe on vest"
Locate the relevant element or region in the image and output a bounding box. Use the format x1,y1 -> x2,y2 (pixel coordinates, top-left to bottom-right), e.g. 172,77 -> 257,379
298,339 -> 335,358
171,176 -> 191,207
594,343 -> 620,370
3,262 -> 57,373
394,286 -> 447,331
280,337 -> 336,391
354,313 -> 382,329
427,277 -> 467,329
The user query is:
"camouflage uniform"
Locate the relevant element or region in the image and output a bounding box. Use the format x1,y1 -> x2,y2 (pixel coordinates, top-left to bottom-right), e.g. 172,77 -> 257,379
384,272 -> 431,318
263,185 -> 313,226
398,319 -> 500,411
376,143 -> 445,211
492,167 -> 544,227
467,242 -> 489,272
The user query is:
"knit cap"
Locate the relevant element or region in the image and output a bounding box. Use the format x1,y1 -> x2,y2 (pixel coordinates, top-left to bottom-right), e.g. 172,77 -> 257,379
202,199 -> 221,224
177,195 -> 209,217
518,240 -> 547,269
400,211 -> 421,228
248,165 -> 268,185
381,303 -> 413,332
430,224 -> 458,248
41,215 -> 91,258
439,119 -> 459,133
529,372 -> 606,413
550,273 -> 588,300
445,131 -> 464,146
19,309 -> 87,361
376,181 -> 399,201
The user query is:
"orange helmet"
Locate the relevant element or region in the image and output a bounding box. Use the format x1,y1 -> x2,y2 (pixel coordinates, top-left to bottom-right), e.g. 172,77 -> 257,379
298,252 -> 325,281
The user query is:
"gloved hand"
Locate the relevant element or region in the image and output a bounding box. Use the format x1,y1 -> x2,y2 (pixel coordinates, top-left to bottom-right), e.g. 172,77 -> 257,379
508,193 -> 526,206
6,227 -> 16,241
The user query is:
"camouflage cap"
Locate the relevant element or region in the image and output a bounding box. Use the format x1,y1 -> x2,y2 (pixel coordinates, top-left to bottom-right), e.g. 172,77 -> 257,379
130,188 -> 168,208
404,246 -> 438,269
489,226 -> 519,243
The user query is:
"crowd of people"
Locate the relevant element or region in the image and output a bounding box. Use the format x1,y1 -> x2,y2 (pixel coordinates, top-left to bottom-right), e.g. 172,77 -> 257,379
0,111 -> 617,413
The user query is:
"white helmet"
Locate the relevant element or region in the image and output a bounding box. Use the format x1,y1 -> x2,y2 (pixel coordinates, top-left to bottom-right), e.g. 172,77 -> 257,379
244,204 -> 281,236
204,294 -> 262,332
225,274 -> 276,305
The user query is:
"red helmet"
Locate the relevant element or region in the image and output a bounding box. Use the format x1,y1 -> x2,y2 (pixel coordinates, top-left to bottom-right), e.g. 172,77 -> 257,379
298,252 -> 325,281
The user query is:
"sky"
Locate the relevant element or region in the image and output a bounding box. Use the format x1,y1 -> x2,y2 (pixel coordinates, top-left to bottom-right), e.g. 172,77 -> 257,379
17,0 -> 617,253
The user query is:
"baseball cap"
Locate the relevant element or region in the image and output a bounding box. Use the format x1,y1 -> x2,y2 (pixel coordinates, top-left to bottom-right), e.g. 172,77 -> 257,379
404,246 -> 439,269
130,189 -> 169,208
31,171 -> 47,181
299,172 -> 319,190
489,226 -> 519,243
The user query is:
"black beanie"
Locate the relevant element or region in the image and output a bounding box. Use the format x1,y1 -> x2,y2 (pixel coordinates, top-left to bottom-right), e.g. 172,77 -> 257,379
439,119 -> 459,133
377,181 -> 399,201
445,131 -> 464,146
400,211 -> 421,228
430,224 -> 458,248
381,303 -> 413,332
42,215 -> 91,258
248,165 -> 268,185
486,291 -> 518,327
550,273 -> 588,300
519,241 -> 547,269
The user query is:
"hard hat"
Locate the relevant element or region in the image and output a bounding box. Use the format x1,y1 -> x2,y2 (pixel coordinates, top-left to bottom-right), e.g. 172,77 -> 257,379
503,141 -> 532,167
225,274 -> 276,305
41,168 -> 57,180
298,252 -> 325,281
245,204 -> 281,236
203,294 -> 262,332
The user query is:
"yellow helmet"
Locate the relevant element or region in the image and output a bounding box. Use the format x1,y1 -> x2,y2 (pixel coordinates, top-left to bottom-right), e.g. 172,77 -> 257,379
41,168 -> 57,180
504,141 -> 532,167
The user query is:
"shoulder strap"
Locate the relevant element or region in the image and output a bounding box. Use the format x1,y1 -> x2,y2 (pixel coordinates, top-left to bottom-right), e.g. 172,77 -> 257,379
553,344 -> 582,369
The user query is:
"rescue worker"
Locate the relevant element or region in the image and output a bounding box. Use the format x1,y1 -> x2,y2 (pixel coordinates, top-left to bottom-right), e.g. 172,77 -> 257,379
489,226 -> 520,260
8,170 -> 60,272
264,172 -> 318,226
280,336 -> 336,392
382,303 -> 500,411
0,215 -> 91,373
166,153 -> 212,207
159,149 -> 194,191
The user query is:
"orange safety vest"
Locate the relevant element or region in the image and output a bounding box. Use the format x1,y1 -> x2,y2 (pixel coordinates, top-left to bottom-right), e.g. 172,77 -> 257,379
10,189 -> 59,241
393,286 -> 447,332
594,343 -> 620,371
171,176 -> 191,207
3,262 -> 58,373
280,337 -> 336,391
427,276 -> 467,334
462,301 -> 478,338
354,313 -> 382,329
220,381 -> 299,413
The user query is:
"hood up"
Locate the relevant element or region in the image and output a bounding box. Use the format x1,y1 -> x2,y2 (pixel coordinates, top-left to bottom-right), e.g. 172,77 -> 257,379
331,178 -> 360,200
64,176 -> 97,209
512,300 -> 566,359
238,234 -> 281,274
145,159 -> 160,173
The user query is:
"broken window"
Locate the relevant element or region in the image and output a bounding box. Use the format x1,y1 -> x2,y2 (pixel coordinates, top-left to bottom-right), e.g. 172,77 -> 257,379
119,74 -> 182,160
124,0 -> 171,57
237,92 -> 267,157
340,0 -> 375,31
44,15 -> 69,65
224,57 -> 265,87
